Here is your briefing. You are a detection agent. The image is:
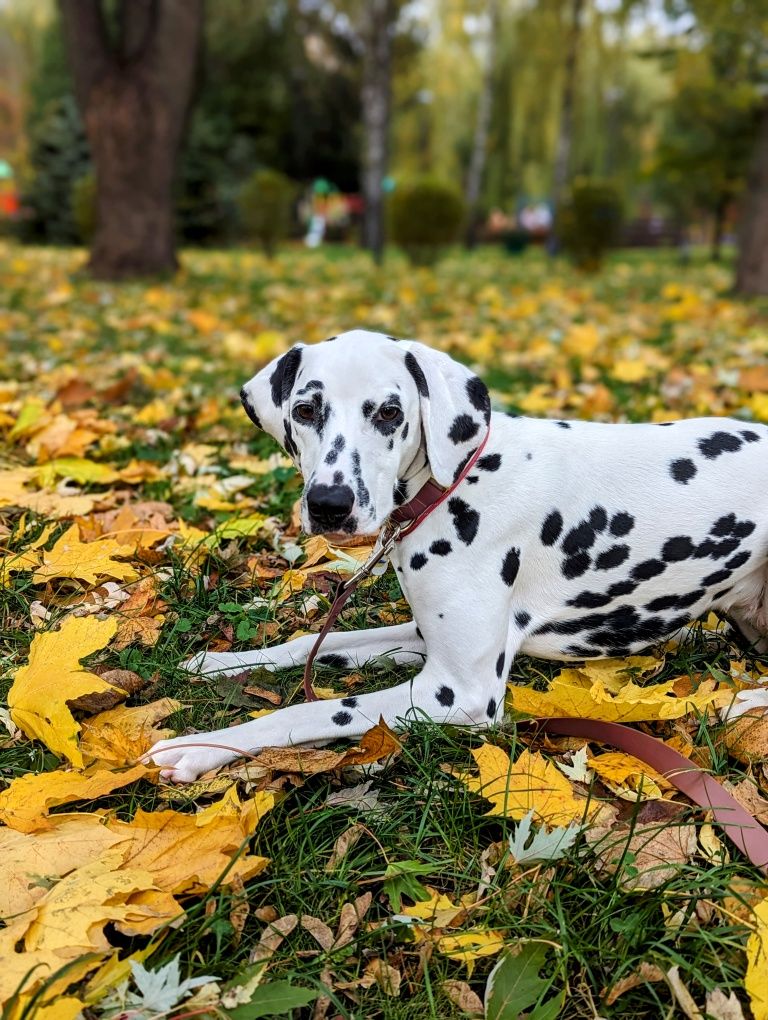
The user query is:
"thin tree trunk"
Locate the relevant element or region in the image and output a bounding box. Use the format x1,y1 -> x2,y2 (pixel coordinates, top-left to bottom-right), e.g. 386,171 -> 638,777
735,99 -> 768,294
59,0 -> 203,280
549,0 -> 585,252
464,0 -> 499,249
711,194 -> 728,261
361,0 -> 394,266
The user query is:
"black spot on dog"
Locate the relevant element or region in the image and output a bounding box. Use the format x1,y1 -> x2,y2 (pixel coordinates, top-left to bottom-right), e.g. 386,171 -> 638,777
452,449 -> 474,483
632,559 -> 667,581
478,453 -> 501,471
415,626 -> 423,639
448,497 -> 480,545
402,422 -> 409,440
537,604 -> 640,637
609,512 -> 635,537
501,547 -> 521,586
562,521 -> 598,555
405,351 -> 429,397
341,697 -> 358,708
239,388 -> 262,429
741,430 -> 760,443
694,537 -> 740,560
350,449 -> 371,509
333,470 -> 343,485
332,711 -> 353,726
410,553 -> 428,571
270,347 -> 303,406
449,414 -> 480,444
702,568 -> 732,586
467,475 -> 479,484
430,539 -> 452,555
675,588 -> 706,608
283,419 -> 298,458
711,514 -> 736,536
526,452 -> 532,460
563,553 -> 591,579
362,399 -> 376,419
495,652 -> 505,679
393,479 -> 408,506
325,433 -> 345,465
657,422 -> 674,426
589,506 -> 608,532
296,379 -> 324,395
436,685 -> 455,707
725,550 -> 751,569
734,520 -> 756,539
323,335 -> 338,342
541,510 -> 564,546
595,545 -> 630,570
608,580 -> 637,597
466,376 -> 491,421
319,654 -> 349,668
644,594 -> 682,612
556,421 -> 571,429
569,591 -> 613,609
662,536 -> 695,562
487,696 -> 498,717
515,611 -> 531,628
670,458 -> 697,484
698,431 -> 742,459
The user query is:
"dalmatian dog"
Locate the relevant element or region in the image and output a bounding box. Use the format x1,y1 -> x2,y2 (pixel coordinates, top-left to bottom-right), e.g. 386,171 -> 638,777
149,329 -> 768,782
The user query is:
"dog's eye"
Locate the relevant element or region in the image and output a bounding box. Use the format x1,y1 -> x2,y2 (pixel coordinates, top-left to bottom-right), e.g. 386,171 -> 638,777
294,403 -> 315,422
377,405 -> 400,422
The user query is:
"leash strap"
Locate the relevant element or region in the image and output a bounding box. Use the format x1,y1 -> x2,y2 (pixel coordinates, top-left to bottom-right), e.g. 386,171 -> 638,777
536,717 -> 768,872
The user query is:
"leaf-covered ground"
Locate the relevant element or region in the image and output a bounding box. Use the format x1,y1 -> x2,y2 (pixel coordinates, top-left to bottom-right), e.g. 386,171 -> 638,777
2,243 -> 768,1019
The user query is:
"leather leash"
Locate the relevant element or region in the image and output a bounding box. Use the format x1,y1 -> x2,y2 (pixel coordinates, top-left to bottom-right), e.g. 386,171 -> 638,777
537,718 -> 768,872
297,425 -> 768,871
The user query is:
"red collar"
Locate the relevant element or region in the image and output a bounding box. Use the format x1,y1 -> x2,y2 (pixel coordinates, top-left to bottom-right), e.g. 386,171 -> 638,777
388,426 -> 491,540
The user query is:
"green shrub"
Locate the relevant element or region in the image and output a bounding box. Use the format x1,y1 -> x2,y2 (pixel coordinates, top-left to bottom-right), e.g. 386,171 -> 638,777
389,177 -> 465,266
239,169 -> 295,256
557,178 -> 624,271
71,172 -> 96,243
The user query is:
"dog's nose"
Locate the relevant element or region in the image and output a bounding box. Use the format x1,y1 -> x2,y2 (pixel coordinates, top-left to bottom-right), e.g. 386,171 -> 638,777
306,484 -> 355,530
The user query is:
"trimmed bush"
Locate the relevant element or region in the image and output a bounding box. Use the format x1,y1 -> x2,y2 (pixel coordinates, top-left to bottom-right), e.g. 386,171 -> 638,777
71,173 -> 96,243
390,177 -> 465,266
557,178 -> 624,271
239,169 -> 295,256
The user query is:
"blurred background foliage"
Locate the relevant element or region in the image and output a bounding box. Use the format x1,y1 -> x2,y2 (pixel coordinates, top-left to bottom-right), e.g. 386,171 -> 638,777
0,0 -> 767,279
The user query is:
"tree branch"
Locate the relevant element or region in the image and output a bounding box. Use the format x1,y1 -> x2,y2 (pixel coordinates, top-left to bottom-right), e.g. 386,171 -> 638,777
58,0 -> 113,110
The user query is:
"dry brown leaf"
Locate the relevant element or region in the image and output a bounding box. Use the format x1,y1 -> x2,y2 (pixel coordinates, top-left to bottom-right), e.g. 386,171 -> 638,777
250,913 -> 299,963
706,988 -> 747,1020
228,874 -> 250,947
333,892 -> 373,949
666,964 -> 704,1019
363,958 -> 401,997
69,667 -> 147,714
442,979 -> 484,1016
301,914 -> 336,951
587,801 -> 697,891
723,712 -> 768,763
725,779 -> 768,824
243,683 -> 283,705
326,822 -> 366,872
603,962 -> 666,1005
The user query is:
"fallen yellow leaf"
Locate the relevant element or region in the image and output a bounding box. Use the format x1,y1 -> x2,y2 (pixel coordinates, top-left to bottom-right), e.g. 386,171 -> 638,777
80,698 -> 181,767
8,615 -> 119,767
747,897 -> 768,1020
33,523 -> 139,585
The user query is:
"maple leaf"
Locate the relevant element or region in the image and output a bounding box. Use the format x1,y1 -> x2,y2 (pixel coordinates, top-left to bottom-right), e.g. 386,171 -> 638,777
128,956 -> 217,1013
33,523 -> 139,585
80,698 -> 181,767
507,810 -> 584,863
8,615 -> 119,767
456,745 -> 594,826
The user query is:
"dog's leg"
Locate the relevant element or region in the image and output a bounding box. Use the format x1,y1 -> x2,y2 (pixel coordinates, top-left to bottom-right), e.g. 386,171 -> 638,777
149,610 -> 514,782
182,622 -> 426,677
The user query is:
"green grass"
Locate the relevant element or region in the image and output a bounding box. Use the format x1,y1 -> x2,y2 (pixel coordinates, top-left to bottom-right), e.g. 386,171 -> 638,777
1,242 -> 767,1017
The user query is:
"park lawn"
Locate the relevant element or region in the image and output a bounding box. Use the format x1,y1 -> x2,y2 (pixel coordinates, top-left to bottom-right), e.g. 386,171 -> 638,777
1,241 -> 768,1018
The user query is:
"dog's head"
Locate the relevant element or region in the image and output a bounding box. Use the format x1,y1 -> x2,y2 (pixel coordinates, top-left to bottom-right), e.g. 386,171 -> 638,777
240,330 -> 490,535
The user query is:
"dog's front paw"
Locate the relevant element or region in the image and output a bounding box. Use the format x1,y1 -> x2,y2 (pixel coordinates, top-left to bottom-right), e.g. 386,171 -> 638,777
181,650 -> 262,677
146,734 -> 241,783
719,687 -> 768,721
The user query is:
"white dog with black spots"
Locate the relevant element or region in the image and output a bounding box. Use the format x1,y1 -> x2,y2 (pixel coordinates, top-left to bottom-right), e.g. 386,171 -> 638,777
149,329 -> 768,782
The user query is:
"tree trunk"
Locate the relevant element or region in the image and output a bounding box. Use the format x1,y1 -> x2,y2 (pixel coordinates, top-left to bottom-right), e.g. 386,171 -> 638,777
464,0 -> 499,249
549,0 -> 585,253
59,0 -> 203,280
735,99 -> 768,294
711,194 -> 728,262
361,0 -> 394,266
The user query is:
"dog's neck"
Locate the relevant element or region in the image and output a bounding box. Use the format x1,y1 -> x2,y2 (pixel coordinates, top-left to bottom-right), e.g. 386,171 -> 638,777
397,443 -> 433,503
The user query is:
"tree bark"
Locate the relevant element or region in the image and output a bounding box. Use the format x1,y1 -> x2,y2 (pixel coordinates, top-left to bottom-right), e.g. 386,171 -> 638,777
464,0 -> 499,249
711,194 -> 728,262
549,0 -> 585,252
59,0 -> 203,280
360,0 -> 394,266
735,99 -> 768,294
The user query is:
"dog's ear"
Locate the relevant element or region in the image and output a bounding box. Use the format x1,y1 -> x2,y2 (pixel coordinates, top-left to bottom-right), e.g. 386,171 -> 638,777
240,344 -> 305,458
402,341 -> 490,487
